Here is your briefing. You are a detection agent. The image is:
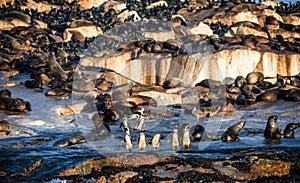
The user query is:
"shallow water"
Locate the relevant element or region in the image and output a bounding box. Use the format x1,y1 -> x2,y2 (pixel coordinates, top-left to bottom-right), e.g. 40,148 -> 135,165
0,74 -> 300,181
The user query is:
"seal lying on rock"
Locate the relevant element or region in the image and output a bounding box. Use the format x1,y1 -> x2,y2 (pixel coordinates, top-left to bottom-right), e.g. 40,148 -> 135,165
53,134 -> 86,148
0,96 -> 31,112
0,120 -> 11,135
221,121 -> 246,142
264,115 -> 282,140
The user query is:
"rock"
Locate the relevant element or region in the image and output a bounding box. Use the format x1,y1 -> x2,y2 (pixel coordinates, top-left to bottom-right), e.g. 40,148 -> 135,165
143,31 -> 176,42
190,22 -> 213,36
63,26 -> 103,42
249,158 -> 291,178
162,78 -> 185,89
103,1 -> 127,13
282,15 -> 300,26
137,91 -> 182,106
96,176 -> 107,183
109,171 -> 138,183
59,107 -> 74,116
81,49 -> 300,87
21,0 -> 61,13
117,10 -> 141,22
78,0 -> 108,10
236,26 -> 268,38
146,0 -> 168,9
0,20 -> 15,31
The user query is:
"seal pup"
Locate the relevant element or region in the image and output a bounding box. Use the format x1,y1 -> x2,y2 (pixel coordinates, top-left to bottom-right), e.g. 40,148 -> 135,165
152,134 -> 161,150
124,128 -> 132,151
283,123 -> 300,138
264,115 -> 282,140
0,120 -> 11,135
138,130 -> 147,151
172,127 -> 179,149
221,121 -> 246,142
183,125 -> 191,150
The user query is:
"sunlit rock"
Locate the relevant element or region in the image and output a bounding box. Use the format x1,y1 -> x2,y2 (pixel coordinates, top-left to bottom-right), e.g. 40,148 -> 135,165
78,0 -> 108,10
190,22 -> 213,36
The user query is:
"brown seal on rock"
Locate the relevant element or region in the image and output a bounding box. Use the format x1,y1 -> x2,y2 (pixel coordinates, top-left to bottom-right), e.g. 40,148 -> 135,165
221,121 -> 246,142
264,115 -> 282,140
256,89 -> 280,102
0,97 -> 31,112
283,123 -> 300,139
0,89 -> 11,98
246,72 -> 264,85
0,120 -> 11,135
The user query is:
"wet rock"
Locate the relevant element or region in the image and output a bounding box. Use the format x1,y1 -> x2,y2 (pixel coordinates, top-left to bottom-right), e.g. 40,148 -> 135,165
249,158 -> 291,178
109,171 -> 138,183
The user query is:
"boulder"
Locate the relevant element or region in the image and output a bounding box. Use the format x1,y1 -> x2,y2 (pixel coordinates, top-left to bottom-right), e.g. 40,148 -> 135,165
190,22 -> 213,36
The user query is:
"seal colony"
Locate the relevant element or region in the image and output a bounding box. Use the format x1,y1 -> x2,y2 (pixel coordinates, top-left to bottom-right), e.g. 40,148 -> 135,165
0,0 -> 300,181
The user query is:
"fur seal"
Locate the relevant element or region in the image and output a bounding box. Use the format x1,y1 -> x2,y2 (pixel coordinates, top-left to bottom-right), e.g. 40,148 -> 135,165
264,115 -> 282,140
4,11 -> 32,24
0,89 -> 11,98
283,123 -> 300,138
48,52 -> 68,80
54,134 -> 86,148
190,124 -> 205,142
221,121 -> 246,142
235,75 -> 247,88
256,89 -> 279,102
0,120 -> 11,135
0,97 -> 31,112
246,72 -> 264,85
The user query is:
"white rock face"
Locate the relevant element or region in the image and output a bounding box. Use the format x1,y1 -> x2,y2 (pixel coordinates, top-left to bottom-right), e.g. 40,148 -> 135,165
80,49 -> 300,86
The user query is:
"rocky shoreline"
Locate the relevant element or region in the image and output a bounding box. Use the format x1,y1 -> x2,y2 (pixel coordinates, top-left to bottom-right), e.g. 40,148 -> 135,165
0,0 -> 300,182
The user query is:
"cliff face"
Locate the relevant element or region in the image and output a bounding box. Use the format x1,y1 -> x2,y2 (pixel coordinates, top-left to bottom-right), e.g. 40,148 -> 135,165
80,49 -> 300,86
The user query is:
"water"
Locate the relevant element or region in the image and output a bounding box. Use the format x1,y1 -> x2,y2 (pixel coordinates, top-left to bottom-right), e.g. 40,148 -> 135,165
0,74 -> 299,181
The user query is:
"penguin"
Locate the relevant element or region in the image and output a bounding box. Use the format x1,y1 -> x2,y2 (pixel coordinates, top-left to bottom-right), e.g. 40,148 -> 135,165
124,128 -> 132,151
138,130 -> 147,151
172,127 -> 179,149
120,116 -> 129,132
183,125 -> 191,150
152,134 -> 161,150
134,115 -> 145,131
